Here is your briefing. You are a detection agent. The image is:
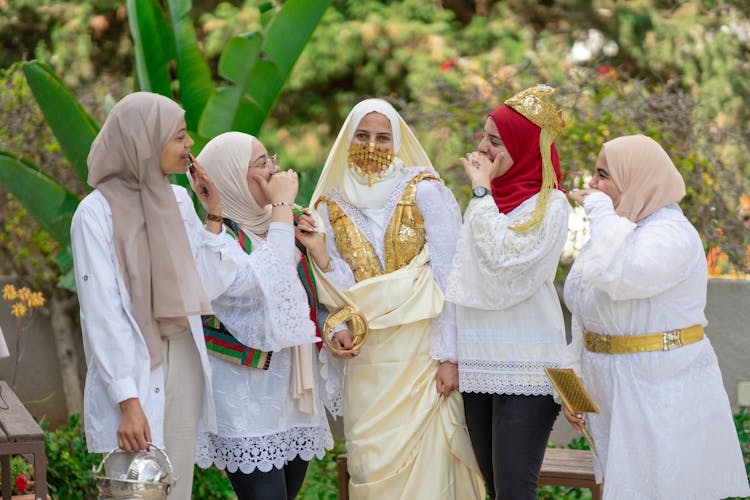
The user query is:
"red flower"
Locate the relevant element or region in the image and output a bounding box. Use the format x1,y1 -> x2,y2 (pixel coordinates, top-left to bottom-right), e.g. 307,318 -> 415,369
440,57 -> 458,72
597,65 -> 617,81
15,473 -> 28,494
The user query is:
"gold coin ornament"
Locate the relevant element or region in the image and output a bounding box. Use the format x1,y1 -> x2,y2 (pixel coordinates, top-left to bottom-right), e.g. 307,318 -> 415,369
322,305 -> 369,354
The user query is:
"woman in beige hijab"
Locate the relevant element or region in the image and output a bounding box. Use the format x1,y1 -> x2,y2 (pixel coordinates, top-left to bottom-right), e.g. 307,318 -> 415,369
70,92 -> 299,499
192,132 -> 332,500
563,135 -> 750,499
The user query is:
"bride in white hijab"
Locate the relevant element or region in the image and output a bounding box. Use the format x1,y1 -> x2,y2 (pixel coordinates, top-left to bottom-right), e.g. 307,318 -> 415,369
306,99 -> 485,499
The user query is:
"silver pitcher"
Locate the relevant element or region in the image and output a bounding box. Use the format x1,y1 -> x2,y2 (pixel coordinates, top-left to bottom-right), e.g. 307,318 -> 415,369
93,443 -> 175,499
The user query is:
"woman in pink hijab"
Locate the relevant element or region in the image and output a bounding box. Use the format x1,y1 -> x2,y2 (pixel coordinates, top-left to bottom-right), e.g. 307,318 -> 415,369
563,135 -> 750,499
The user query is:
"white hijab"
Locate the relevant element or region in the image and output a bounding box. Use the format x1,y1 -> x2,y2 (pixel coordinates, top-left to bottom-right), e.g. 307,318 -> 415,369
195,131 -> 273,234
312,98 -> 433,210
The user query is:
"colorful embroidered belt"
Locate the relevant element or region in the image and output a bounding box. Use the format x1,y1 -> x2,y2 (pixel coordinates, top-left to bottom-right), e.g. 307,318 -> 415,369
583,325 -> 704,354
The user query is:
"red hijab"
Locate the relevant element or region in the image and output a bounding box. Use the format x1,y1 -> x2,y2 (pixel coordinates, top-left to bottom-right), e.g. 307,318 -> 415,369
488,105 -> 563,214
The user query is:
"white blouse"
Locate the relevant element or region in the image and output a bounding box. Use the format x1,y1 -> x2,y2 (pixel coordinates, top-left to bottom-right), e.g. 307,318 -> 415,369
316,166 -> 462,361
195,228 -> 333,474
561,193 -> 749,498
446,190 -> 571,395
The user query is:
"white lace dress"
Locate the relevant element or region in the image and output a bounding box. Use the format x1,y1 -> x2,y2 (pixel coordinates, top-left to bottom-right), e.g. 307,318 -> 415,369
562,193 -> 750,499
445,190 -> 571,395
195,223 -> 333,474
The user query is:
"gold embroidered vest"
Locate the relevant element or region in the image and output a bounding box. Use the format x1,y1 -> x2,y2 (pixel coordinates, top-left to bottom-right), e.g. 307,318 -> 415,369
326,173 -> 439,282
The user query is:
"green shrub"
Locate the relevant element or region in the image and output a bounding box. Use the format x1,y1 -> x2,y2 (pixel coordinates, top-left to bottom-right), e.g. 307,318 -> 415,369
43,413 -> 101,499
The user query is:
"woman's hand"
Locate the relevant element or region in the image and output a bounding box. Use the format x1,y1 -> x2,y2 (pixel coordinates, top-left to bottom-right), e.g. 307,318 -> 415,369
189,154 -> 222,215
435,361 -> 459,397
329,329 -> 359,359
562,404 -> 586,433
117,398 -> 151,451
259,170 -> 299,205
460,151 -> 503,188
568,188 -> 599,206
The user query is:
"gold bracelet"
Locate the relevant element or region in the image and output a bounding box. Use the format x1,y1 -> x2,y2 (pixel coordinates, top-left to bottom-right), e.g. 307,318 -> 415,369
271,200 -> 292,208
440,359 -> 458,365
206,213 -> 223,223
320,258 -> 334,273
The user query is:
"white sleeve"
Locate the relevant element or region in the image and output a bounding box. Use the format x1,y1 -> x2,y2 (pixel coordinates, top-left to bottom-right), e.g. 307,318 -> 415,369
316,201 -> 356,289
561,315 -> 584,377
71,201 -> 140,405
209,223 -> 319,351
417,179 -> 461,360
447,192 -> 570,310
175,186 -> 238,300
578,193 -> 694,300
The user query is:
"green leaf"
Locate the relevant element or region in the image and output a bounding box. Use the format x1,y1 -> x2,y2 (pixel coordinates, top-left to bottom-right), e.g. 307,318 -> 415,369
198,33 -> 264,138
166,0 -> 213,130
22,61 -> 99,186
0,152 -> 81,246
198,0 -> 332,137
127,0 -> 175,97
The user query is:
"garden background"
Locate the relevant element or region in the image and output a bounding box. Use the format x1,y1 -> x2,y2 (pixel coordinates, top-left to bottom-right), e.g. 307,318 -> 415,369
0,0 -> 748,498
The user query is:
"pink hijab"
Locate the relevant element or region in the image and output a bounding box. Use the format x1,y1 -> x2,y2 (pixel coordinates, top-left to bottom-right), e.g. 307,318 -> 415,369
602,135 -> 686,222
87,92 -> 212,368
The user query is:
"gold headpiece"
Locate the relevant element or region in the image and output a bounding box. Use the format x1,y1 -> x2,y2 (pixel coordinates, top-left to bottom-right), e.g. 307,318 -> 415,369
347,142 -> 394,186
504,84 -> 564,232
504,84 -> 565,141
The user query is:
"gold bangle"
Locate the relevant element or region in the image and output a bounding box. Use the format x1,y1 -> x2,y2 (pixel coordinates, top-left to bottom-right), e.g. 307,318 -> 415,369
206,213 -> 223,223
441,359 -> 458,365
320,258 -> 334,273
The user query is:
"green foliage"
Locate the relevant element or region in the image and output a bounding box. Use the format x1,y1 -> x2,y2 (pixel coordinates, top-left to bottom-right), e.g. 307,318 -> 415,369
192,466 -> 236,499
0,455 -> 33,494
43,413 -> 102,500
297,438 -> 347,499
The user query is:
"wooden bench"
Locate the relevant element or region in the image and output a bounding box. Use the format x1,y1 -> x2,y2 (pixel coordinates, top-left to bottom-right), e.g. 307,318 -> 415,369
336,447 -> 601,500
0,381 -> 47,500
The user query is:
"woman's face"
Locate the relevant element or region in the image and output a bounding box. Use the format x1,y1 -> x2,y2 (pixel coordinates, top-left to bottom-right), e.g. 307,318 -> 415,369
478,117 -> 514,179
160,119 -> 194,175
351,112 -> 394,151
589,149 -> 622,206
246,141 -> 279,205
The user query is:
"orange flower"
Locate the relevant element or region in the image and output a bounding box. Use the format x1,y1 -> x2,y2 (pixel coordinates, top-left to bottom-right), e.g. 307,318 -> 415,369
16,287 -> 31,302
2,284 -> 17,301
27,292 -> 45,308
11,302 -> 27,319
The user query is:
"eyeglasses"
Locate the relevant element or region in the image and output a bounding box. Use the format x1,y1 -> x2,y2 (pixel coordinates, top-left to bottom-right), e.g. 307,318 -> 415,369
250,153 -> 280,169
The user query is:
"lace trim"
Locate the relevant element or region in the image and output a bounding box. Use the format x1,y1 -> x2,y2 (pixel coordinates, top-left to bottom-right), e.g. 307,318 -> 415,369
459,359 -> 558,395
318,348 -> 344,417
195,425 -> 333,474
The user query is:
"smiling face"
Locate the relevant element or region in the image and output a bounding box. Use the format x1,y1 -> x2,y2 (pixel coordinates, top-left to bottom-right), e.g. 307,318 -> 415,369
589,148 -> 622,207
477,117 -> 514,179
246,140 -> 279,206
159,119 -> 194,175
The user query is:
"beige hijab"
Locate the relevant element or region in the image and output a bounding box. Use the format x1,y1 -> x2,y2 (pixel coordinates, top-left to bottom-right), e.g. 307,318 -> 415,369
195,131 -> 272,234
311,98 -> 433,210
87,92 -> 213,368
602,134 -> 686,222
195,131 -> 316,414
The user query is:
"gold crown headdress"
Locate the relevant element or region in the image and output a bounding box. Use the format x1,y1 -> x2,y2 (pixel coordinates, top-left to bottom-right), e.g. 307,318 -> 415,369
504,84 -> 565,232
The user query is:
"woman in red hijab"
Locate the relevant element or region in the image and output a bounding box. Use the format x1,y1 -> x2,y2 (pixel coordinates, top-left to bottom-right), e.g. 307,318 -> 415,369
446,85 -> 571,499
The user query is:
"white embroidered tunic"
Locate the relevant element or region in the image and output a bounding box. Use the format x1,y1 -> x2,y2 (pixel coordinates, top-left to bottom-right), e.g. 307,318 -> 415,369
446,190 -> 571,395
195,226 -> 333,474
561,192 -> 750,499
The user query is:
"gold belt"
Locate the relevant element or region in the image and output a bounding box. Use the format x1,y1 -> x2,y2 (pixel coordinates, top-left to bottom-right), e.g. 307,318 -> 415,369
583,325 -> 704,354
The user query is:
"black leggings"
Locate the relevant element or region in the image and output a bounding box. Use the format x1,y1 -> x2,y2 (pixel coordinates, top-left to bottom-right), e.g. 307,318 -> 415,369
226,456 -> 309,500
463,393 -> 560,500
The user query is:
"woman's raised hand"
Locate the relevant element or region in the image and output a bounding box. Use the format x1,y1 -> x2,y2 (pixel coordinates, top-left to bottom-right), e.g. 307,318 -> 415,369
460,151 -> 496,188
189,153 -> 222,215
261,170 -> 299,205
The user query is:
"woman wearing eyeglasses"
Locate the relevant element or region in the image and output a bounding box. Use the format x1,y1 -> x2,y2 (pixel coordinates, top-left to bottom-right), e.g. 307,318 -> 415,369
191,132 -> 334,500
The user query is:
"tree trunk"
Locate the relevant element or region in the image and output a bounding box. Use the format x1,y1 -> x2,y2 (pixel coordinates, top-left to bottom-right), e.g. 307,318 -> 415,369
48,291 -> 83,416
